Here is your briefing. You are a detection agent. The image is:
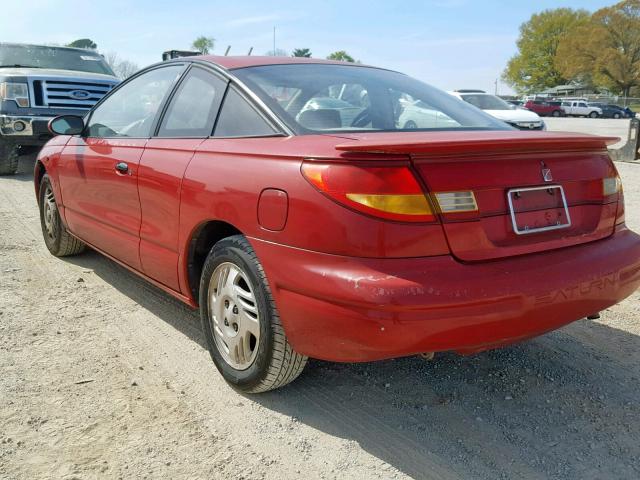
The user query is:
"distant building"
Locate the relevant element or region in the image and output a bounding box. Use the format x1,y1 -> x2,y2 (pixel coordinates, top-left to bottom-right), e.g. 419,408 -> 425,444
540,84 -> 610,97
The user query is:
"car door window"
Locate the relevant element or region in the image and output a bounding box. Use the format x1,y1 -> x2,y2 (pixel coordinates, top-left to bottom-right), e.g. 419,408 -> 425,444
86,65 -> 184,138
213,87 -> 277,137
158,67 -> 227,137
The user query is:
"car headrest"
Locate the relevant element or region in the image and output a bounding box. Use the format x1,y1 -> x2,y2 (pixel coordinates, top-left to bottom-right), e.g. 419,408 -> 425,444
298,109 -> 342,130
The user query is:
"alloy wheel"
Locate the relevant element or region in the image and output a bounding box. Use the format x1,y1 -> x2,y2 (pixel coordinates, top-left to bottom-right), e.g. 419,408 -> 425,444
43,186 -> 58,241
207,262 -> 260,370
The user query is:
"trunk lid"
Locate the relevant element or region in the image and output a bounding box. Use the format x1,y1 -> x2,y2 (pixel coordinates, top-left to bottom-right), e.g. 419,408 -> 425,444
335,131 -> 620,261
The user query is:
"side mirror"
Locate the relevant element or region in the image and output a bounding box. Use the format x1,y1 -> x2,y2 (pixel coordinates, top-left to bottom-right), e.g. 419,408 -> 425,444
48,115 -> 84,136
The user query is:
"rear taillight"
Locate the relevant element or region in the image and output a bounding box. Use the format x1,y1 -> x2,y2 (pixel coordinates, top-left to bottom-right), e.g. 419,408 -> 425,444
601,172 -> 625,225
616,188 -> 626,225
606,175 -> 625,225
603,175 -> 622,197
301,162 -> 436,222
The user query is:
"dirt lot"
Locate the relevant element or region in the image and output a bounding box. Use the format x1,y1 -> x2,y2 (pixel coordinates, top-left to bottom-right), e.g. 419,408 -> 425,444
1,157 -> 639,480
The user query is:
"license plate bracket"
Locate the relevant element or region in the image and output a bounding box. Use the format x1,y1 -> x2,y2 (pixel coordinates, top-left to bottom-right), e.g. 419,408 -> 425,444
507,185 -> 571,235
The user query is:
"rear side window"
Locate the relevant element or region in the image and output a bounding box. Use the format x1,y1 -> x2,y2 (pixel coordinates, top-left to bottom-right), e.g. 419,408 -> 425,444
158,67 -> 227,137
214,87 -> 277,137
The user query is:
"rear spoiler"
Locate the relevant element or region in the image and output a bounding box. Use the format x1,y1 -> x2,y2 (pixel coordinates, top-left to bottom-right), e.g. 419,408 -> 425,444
334,132 -> 619,156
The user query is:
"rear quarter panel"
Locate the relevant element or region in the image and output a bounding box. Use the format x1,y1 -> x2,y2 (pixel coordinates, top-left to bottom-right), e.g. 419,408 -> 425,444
177,135 -> 450,297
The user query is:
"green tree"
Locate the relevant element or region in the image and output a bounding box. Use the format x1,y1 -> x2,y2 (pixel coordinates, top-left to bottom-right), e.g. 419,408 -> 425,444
557,0 -> 640,96
327,50 -> 355,62
192,36 -> 215,54
67,38 -> 97,50
502,8 -> 590,94
104,52 -> 139,79
292,48 -> 312,57
265,48 -> 289,56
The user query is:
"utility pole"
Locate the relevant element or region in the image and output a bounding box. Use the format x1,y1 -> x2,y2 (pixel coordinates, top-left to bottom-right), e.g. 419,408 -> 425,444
494,78 -> 498,95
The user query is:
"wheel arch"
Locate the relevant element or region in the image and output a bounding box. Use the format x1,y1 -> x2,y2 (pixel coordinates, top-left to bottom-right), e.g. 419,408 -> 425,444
185,219 -> 243,303
34,160 -> 47,201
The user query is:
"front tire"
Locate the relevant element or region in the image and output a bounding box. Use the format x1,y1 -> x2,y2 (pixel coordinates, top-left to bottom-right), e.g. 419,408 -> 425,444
0,142 -> 19,175
589,111 -> 598,118
38,174 -> 86,257
552,110 -> 561,117
199,235 -> 307,393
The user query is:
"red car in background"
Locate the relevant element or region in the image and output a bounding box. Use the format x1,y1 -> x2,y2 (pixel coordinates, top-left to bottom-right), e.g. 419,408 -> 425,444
524,100 -> 565,117
35,56 -> 640,393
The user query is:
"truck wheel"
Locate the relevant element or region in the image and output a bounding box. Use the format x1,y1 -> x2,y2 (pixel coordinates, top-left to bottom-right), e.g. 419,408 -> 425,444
0,142 -> 19,175
199,235 -> 308,393
589,111 -> 598,118
552,110 -> 561,117
38,174 -> 86,257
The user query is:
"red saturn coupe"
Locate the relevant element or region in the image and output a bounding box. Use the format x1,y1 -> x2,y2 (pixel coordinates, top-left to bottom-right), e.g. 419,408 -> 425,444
35,56 -> 640,392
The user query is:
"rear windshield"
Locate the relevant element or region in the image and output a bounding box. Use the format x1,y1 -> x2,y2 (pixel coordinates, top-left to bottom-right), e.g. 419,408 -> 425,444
232,64 -> 510,134
0,44 -> 115,76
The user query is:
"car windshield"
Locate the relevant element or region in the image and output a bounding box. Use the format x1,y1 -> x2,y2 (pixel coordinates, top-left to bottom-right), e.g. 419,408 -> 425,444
0,44 -> 115,76
232,64 -> 510,134
461,94 -> 513,110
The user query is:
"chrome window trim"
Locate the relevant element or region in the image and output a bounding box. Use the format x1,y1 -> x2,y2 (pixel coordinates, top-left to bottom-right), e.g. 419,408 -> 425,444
186,60 -> 294,137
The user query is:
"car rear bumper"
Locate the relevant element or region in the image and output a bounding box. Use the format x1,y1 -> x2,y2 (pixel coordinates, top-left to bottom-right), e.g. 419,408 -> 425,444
250,225 -> 640,362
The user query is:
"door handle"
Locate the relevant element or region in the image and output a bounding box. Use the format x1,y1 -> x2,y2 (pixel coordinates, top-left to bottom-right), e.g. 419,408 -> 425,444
115,162 -> 129,174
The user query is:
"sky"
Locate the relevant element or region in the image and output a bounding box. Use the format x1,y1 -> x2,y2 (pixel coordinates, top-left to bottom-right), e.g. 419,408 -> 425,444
2,0 -> 616,95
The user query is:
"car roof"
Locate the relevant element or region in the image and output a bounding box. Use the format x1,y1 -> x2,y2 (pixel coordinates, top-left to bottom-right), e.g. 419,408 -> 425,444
187,55 -> 371,70
0,42 -> 101,54
450,91 -> 494,96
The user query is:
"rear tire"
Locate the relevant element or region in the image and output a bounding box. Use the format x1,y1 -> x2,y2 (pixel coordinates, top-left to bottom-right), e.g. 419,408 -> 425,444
589,111 -> 598,118
552,110 -> 561,117
0,142 -> 19,175
199,235 -> 307,393
38,174 -> 86,257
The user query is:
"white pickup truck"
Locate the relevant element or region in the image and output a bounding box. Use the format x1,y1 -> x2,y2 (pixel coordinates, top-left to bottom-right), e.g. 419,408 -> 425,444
0,43 -> 120,174
561,101 -> 602,118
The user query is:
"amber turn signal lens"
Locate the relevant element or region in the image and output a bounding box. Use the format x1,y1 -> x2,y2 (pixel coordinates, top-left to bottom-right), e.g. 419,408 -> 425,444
345,193 -> 432,216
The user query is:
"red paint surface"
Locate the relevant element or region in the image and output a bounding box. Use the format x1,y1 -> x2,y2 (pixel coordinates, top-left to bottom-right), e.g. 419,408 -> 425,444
251,224 -> 640,361
258,189 -> 289,231
57,136 -> 145,269
138,138 -> 203,290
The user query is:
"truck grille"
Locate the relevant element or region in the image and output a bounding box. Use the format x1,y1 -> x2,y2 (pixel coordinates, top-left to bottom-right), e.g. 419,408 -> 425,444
30,78 -> 116,110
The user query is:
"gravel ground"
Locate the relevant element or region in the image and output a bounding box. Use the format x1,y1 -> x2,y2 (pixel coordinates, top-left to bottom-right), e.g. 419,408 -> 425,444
1,157 -> 639,480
